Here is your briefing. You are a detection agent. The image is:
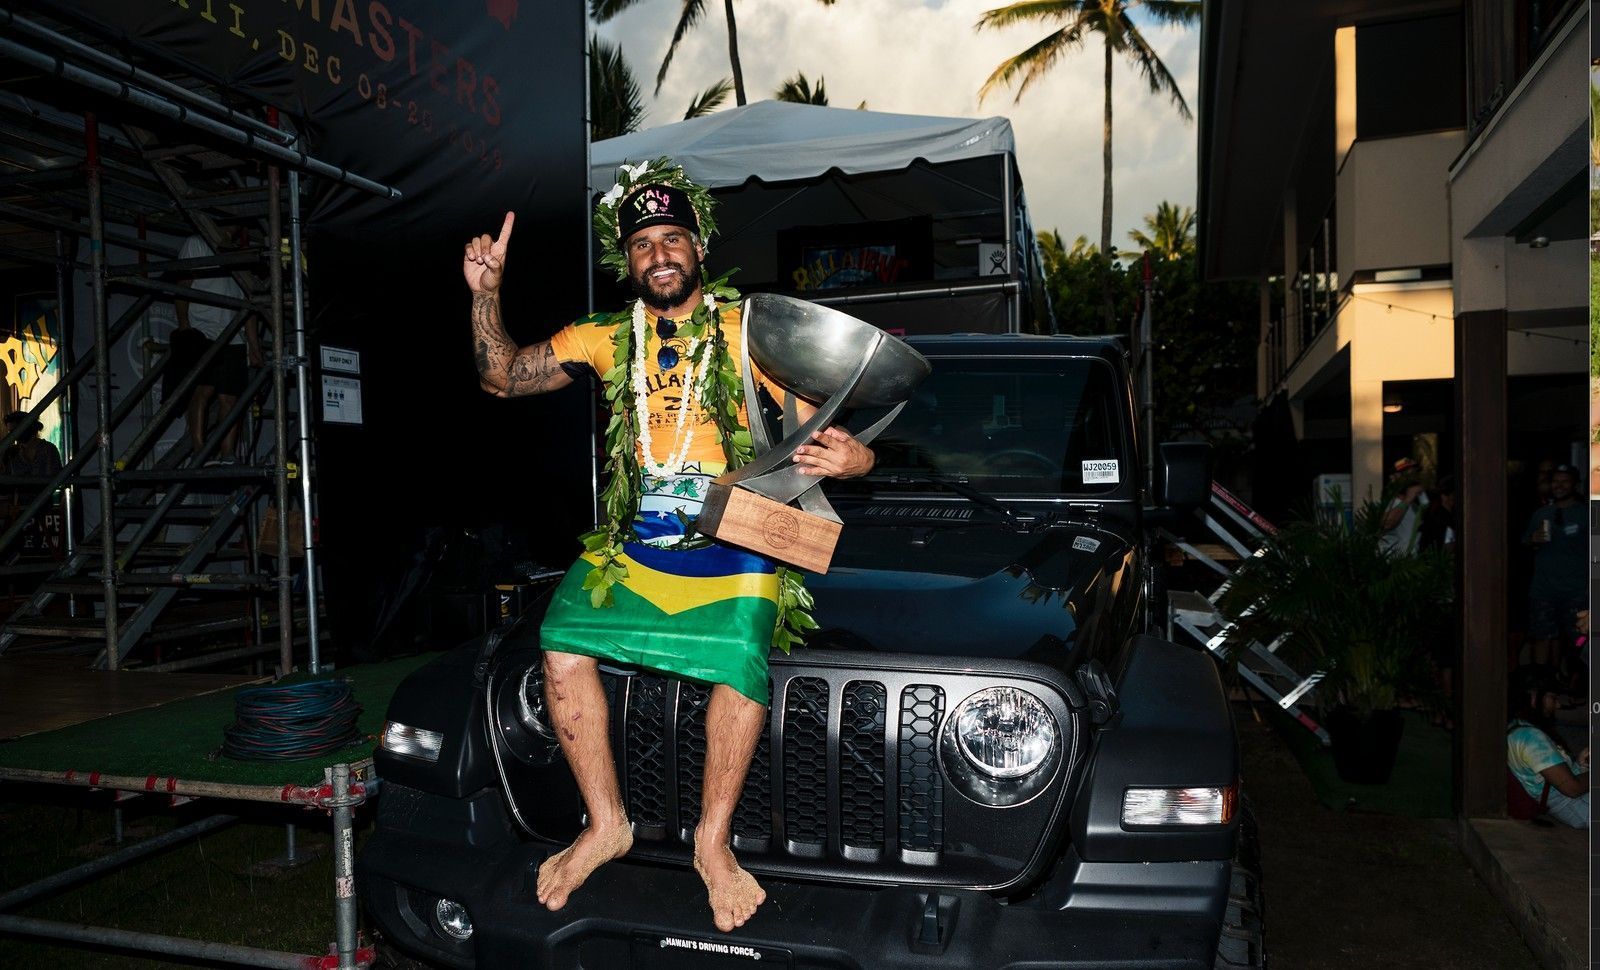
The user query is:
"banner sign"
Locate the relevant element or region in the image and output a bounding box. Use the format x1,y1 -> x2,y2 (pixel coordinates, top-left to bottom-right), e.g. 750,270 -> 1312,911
778,217 -> 932,292
41,0 -> 587,243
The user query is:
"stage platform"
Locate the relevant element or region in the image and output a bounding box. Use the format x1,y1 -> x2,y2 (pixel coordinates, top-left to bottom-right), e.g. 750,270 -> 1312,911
0,651 -> 437,787
0,653 -> 266,740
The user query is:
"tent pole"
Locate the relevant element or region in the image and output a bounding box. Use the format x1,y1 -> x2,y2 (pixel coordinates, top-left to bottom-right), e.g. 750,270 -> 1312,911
1002,154 -> 1017,333
267,165 -> 292,677
287,166 -> 322,671
584,36 -> 599,528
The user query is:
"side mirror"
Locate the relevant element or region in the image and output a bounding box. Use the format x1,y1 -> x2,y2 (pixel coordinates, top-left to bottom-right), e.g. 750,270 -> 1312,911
1156,441 -> 1212,510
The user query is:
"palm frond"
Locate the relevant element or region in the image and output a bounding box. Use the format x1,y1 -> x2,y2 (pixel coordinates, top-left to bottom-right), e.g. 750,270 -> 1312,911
775,73 -> 829,105
589,0 -> 645,22
1136,0 -> 1202,26
1119,13 -> 1192,120
977,19 -> 1091,104
589,35 -> 644,141
975,0 -> 1081,32
1128,200 -> 1195,257
655,0 -> 708,95
683,77 -> 733,119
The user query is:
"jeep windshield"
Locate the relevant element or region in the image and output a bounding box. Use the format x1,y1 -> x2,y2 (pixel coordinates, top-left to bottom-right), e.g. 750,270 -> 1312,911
855,355 -> 1128,496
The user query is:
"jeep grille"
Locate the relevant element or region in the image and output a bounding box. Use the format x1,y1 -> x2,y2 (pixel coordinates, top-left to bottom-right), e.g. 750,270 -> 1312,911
597,656 -> 1080,890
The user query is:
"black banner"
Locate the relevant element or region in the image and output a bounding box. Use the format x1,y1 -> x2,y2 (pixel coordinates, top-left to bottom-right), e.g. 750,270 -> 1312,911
40,0 -> 587,243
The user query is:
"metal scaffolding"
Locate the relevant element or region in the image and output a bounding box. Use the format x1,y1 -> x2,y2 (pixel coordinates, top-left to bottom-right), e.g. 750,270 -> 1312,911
0,10 -> 398,674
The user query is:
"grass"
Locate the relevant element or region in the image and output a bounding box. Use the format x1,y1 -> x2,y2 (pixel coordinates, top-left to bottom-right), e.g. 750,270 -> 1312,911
1258,701 -> 1454,817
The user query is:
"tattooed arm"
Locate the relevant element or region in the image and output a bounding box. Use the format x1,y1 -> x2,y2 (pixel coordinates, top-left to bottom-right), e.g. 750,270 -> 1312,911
463,211 -> 572,397
471,293 -> 572,397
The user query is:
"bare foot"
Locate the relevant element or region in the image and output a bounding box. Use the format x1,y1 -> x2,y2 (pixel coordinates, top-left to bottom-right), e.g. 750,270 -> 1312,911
693,831 -> 766,932
535,822 -> 633,912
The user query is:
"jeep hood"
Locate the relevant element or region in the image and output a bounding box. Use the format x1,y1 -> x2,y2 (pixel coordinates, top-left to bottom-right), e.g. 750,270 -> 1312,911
803,522 -> 1130,661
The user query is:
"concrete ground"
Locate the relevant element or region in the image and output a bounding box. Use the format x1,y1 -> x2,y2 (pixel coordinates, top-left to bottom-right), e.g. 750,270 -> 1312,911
1457,817 -> 1586,970
1238,701 -> 1543,969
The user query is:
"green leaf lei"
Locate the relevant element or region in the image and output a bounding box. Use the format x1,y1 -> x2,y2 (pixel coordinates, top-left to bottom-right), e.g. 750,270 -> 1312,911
575,269 -> 814,653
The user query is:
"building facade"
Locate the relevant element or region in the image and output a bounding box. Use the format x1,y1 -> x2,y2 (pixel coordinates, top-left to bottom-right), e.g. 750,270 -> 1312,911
1200,0 -> 1588,815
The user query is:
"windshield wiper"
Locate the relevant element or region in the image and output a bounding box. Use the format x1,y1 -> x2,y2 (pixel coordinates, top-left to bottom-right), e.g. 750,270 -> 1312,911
884,473 -> 1024,527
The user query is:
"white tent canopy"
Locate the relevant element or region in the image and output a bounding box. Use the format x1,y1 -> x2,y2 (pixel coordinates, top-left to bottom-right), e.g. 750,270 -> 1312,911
590,101 -> 1016,191
590,101 -> 1045,334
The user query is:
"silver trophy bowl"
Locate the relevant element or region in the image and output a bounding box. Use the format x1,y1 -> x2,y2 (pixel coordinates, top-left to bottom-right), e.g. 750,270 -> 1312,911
718,293 -> 929,512
743,294 -> 931,408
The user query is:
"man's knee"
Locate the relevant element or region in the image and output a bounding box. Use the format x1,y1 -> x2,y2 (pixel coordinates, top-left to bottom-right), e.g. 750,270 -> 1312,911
543,650 -> 598,683
710,682 -> 767,716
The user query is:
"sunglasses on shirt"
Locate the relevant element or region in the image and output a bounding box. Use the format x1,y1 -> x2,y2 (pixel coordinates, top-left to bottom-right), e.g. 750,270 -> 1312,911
655,317 -> 680,370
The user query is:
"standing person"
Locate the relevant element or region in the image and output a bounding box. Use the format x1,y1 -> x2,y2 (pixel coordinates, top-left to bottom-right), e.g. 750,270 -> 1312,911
1379,457 -> 1428,555
463,160 -> 874,933
2,411 -> 62,482
170,233 -> 263,464
3,411 -> 64,553
1419,475 -> 1456,555
1521,464 -> 1585,672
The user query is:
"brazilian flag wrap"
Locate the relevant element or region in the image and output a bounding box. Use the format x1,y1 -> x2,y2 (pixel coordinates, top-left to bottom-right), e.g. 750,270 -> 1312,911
540,461 -> 778,705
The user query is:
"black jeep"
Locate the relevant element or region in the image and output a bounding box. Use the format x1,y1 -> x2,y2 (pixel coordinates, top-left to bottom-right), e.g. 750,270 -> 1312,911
359,334 -> 1263,969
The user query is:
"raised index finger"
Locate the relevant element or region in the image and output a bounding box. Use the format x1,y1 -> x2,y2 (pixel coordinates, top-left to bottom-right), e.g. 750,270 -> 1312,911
494,211 -> 515,248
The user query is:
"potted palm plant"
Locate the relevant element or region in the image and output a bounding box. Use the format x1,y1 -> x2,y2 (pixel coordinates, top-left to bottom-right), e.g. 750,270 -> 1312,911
1218,492 -> 1453,784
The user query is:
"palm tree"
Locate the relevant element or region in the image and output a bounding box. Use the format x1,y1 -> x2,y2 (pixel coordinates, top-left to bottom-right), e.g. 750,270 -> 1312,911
1037,229 -> 1068,277
775,73 -> 828,105
976,1 -> 1200,263
1127,201 -> 1195,260
589,35 -> 644,141
591,0 -> 839,108
1037,229 -> 1100,275
684,78 -> 734,119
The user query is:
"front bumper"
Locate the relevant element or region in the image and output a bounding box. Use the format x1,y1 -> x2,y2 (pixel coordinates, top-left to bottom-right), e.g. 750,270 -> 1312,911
360,790 -> 1225,970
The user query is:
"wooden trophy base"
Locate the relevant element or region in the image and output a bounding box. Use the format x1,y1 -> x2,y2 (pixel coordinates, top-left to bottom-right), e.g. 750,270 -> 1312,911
697,482 -> 841,574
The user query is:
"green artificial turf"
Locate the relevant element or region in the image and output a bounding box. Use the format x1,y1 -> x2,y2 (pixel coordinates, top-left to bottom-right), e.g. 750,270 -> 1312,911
0,652 -> 442,786
1258,702 -> 1454,817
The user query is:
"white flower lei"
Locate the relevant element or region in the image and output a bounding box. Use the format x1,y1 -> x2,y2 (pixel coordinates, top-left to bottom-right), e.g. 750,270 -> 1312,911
632,293 -> 719,477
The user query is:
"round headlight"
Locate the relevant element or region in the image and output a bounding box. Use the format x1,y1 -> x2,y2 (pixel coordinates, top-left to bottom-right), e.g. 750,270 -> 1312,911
952,687 -> 1058,778
516,664 -> 557,741
434,897 -> 473,941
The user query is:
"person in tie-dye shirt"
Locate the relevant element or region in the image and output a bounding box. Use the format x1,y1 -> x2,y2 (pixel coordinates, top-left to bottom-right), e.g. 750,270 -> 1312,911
1507,670 -> 1588,828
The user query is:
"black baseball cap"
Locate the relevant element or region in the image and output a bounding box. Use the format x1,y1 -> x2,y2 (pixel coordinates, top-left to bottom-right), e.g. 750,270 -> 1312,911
617,183 -> 699,243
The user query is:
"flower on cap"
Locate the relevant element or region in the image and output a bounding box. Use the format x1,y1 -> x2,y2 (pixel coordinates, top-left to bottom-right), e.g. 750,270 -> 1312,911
599,183 -> 625,207
623,161 -> 650,180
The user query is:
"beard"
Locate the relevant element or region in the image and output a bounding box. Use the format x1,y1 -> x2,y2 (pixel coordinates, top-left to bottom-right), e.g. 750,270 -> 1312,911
628,252 -> 701,312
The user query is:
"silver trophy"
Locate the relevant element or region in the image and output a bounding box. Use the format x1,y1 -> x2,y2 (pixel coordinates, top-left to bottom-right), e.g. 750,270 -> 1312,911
695,293 -> 931,572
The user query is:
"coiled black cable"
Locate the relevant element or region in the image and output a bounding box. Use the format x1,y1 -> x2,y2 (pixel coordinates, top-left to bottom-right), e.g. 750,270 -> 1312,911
222,680 -> 362,761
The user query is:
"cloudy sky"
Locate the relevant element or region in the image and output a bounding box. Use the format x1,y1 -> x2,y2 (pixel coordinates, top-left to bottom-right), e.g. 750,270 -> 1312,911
592,0 -> 1200,248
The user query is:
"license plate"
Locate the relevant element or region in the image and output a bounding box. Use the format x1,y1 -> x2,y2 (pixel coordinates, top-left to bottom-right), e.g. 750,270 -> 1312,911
631,932 -> 793,968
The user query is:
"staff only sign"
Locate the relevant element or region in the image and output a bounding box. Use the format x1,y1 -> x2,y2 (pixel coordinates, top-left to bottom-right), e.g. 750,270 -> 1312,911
46,0 -> 586,243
